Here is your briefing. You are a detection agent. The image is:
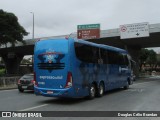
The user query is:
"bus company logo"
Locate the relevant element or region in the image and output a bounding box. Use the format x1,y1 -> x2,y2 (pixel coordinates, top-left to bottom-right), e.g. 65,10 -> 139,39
2,112 -> 11,117
38,50 -> 64,63
38,49 -> 65,72
44,50 -> 59,63
45,51 -> 56,63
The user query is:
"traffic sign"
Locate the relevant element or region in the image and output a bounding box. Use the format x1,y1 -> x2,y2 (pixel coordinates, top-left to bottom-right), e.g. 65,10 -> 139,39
120,22 -> 149,39
77,24 -> 100,39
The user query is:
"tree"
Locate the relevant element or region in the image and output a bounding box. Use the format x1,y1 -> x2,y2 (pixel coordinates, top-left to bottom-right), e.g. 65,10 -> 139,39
0,9 -> 28,47
146,50 -> 157,69
139,49 -> 157,71
139,49 -> 149,71
155,54 -> 160,70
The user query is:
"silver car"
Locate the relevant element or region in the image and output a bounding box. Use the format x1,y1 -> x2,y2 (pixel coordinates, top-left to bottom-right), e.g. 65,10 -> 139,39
17,74 -> 35,92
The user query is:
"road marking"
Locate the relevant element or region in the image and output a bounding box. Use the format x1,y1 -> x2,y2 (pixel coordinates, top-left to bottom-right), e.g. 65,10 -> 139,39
19,104 -> 48,111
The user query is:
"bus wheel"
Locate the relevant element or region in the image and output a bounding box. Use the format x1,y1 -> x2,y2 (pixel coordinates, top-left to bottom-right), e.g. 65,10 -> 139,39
97,82 -> 104,97
124,81 -> 129,90
88,84 -> 96,99
129,79 -> 133,85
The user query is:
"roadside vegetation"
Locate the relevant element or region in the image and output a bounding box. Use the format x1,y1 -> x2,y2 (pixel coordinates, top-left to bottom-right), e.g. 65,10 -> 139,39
139,49 -> 160,75
0,68 -> 5,76
0,9 -> 28,47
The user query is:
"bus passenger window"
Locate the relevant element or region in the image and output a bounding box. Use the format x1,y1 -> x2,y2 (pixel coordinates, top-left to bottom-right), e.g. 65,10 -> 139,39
74,42 -> 99,63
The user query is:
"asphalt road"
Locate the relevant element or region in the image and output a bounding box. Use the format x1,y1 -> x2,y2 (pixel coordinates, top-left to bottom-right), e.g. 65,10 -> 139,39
0,77 -> 160,120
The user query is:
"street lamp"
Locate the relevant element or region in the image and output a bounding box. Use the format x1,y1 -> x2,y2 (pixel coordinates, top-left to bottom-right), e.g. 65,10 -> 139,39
30,12 -> 34,67
30,12 -> 34,40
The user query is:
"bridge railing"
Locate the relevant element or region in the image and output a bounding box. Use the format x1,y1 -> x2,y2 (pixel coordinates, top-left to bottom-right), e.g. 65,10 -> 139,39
0,76 -> 21,89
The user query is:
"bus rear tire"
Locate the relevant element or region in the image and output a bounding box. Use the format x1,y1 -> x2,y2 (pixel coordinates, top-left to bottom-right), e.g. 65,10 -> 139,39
88,84 -> 96,99
97,82 -> 104,97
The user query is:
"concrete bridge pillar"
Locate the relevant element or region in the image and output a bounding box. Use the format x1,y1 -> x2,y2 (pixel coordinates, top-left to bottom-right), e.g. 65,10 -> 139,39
1,53 -> 24,74
126,46 -> 141,78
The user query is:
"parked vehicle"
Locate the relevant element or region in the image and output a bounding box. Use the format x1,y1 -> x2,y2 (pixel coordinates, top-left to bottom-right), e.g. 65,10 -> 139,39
17,74 -> 35,92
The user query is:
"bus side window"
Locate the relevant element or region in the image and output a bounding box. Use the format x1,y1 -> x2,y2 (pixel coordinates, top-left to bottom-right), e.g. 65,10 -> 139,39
123,55 -> 129,66
74,42 -> 99,64
108,50 -> 118,64
100,48 -> 108,64
91,46 -> 99,63
117,53 -> 124,65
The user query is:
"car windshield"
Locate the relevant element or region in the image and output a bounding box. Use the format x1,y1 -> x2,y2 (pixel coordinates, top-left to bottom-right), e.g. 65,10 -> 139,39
21,74 -> 34,80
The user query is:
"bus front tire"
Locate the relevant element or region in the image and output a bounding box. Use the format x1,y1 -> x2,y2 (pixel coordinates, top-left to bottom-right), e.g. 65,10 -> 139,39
124,81 -> 129,90
129,79 -> 133,85
88,84 -> 96,99
97,82 -> 104,97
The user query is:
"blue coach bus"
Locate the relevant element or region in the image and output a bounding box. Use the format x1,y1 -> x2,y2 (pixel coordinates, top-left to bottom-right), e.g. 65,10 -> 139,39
34,38 -> 133,99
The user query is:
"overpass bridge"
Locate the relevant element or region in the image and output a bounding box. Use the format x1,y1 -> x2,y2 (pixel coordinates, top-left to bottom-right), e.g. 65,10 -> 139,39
0,23 -> 160,74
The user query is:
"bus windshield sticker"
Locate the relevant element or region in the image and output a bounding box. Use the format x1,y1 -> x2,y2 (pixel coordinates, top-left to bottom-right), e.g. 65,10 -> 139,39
37,50 -> 65,72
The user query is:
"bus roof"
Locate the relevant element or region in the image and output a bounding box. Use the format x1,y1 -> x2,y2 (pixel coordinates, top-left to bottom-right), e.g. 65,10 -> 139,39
74,39 -> 127,54
37,38 -> 127,54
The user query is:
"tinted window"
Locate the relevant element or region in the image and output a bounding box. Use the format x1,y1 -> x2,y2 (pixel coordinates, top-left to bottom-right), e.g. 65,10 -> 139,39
108,50 -> 128,65
74,42 -> 99,63
124,55 -> 129,65
21,74 -> 34,80
118,53 -> 125,65
100,48 -> 108,64
108,50 -> 119,64
75,42 -> 128,65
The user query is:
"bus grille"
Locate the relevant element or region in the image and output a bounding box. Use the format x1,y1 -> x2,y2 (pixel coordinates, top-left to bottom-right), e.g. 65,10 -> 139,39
37,63 -> 65,70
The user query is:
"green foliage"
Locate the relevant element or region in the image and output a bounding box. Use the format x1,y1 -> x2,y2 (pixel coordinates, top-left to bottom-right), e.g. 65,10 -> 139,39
139,49 -> 150,65
0,69 -> 5,76
146,50 -> 157,66
139,49 -> 157,71
156,54 -> 160,66
0,9 -> 28,46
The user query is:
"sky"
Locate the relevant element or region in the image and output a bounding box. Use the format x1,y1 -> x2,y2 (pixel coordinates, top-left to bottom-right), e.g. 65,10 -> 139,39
0,0 -> 160,51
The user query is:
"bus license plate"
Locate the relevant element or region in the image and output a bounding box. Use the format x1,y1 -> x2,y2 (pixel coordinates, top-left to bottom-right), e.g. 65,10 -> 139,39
22,86 -> 27,89
47,91 -> 53,94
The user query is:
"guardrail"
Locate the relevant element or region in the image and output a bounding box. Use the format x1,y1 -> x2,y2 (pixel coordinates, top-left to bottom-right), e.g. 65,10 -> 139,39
0,76 -> 21,89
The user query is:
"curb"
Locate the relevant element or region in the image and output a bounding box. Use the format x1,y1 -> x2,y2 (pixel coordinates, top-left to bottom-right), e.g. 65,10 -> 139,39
0,86 -> 17,91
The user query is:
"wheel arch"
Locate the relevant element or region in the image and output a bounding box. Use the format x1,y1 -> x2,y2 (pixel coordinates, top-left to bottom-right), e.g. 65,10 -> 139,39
99,80 -> 105,90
